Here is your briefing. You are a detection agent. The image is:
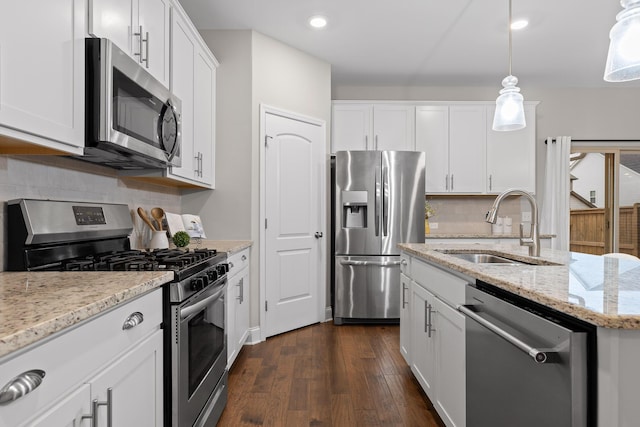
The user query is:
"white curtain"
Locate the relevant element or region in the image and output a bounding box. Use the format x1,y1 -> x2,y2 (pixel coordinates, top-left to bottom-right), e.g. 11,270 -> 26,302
541,136 -> 571,250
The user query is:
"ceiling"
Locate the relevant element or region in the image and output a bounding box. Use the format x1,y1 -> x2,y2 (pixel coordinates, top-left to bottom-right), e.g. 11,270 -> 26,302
178,0 -> 640,89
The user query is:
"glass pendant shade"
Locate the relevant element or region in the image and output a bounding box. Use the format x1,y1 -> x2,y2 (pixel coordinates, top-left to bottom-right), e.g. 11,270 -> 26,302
493,75 -> 526,131
604,0 -> 640,82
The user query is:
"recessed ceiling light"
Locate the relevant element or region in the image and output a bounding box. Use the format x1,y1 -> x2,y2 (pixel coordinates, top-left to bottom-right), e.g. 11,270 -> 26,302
511,19 -> 529,30
308,15 -> 328,29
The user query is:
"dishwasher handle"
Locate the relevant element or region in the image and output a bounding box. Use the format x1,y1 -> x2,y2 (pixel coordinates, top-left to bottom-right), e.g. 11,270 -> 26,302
457,304 -> 553,364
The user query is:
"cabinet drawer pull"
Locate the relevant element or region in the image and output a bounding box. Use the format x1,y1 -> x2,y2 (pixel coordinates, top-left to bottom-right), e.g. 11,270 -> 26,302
229,261 -> 235,269
122,312 -> 144,330
0,369 -> 46,405
241,254 -> 247,261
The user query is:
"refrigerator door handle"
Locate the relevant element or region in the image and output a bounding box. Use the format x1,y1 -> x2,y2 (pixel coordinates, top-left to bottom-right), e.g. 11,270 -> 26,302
340,260 -> 403,267
374,174 -> 380,236
382,166 -> 389,236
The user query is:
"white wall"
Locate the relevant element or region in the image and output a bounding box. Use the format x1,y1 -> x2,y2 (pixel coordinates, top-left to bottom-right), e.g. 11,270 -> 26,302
182,30 -> 332,328
0,155 -> 182,270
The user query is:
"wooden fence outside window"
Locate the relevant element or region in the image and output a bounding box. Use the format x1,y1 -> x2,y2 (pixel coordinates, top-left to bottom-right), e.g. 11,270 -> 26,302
570,203 -> 640,256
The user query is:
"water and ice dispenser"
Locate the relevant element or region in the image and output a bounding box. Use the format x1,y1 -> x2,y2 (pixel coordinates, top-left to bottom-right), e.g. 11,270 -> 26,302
341,190 -> 368,228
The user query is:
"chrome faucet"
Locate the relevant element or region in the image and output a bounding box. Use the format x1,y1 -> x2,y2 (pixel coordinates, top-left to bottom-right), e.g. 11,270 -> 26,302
486,188 -> 540,257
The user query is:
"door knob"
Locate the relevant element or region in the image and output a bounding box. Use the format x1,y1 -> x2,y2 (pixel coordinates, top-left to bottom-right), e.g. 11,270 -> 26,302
314,232 -> 323,238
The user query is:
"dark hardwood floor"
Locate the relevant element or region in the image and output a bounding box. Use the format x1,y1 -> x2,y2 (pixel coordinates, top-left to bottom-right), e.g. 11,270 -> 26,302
218,322 -> 446,426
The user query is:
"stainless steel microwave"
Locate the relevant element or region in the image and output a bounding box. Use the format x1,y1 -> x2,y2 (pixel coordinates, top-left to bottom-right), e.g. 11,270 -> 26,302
82,38 -> 181,170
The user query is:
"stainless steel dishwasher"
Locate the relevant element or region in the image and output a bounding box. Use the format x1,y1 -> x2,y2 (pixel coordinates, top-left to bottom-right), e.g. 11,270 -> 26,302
459,282 -> 596,427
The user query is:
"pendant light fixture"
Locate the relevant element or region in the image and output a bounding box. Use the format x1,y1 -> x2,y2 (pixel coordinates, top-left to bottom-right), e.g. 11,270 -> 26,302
492,0 -> 526,131
604,0 -> 640,82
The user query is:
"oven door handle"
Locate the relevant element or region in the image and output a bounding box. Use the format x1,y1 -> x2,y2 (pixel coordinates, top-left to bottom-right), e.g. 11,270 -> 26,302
181,287 -> 224,320
457,304 -> 554,364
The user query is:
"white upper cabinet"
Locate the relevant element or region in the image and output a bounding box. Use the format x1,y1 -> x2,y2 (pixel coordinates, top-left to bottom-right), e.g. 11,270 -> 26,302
331,103 -> 414,153
89,0 -> 170,87
167,5 -> 217,188
0,0 -> 86,153
373,104 -> 415,151
416,104 -> 486,194
448,105 -> 487,193
415,102 -> 537,194
416,106 -> 449,193
486,104 -> 537,193
332,104 -> 371,152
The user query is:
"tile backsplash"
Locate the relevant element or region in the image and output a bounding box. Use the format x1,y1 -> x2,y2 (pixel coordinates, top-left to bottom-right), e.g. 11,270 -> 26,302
0,155 -> 182,270
425,195 -> 526,235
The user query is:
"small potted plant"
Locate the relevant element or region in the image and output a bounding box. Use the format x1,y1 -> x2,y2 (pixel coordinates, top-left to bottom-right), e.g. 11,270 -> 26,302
172,231 -> 191,249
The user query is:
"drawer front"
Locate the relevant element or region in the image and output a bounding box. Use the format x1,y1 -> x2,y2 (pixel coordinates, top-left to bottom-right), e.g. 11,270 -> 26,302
0,288 -> 162,426
412,258 -> 467,306
228,248 -> 249,278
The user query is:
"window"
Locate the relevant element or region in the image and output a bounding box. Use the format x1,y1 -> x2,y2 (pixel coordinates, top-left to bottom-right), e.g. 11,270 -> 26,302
570,142 -> 640,256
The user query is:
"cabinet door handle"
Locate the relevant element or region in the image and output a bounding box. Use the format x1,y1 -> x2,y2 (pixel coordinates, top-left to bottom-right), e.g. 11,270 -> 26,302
451,174 -> 454,191
375,135 -> 379,150
122,312 -> 144,330
0,369 -> 46,405
427,303 -> 436,338
424,300 -> 429,333
236,277 -> 244,303
142,31 -> 150,68
402,283 -> 408,308
134,25 -> 144,63
489,174 -> 493,191
445,174 -> 449,191
365,135 -> 368,150
82,388 -> 113,427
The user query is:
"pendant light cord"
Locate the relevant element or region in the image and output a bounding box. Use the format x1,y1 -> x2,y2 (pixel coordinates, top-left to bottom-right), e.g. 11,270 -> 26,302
508,0 -> 513,76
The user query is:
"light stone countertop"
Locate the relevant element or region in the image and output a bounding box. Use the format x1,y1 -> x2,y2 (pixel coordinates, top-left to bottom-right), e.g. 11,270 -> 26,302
184,239 -> 252,255
0,271 -> 173,358
399,242 -> 640,329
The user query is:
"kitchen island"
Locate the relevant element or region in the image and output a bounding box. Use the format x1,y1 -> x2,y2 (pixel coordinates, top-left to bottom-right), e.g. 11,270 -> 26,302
399,242 -> 640,426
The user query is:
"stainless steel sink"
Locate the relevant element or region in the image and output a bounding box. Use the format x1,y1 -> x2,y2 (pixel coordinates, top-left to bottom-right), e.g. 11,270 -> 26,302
448,253 -> 524,265
435,250 -> 560,266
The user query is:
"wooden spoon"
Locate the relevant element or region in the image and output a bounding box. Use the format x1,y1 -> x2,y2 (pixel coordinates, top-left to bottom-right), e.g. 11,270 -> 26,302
150,207 -> 165,231
137,207 -> 157,232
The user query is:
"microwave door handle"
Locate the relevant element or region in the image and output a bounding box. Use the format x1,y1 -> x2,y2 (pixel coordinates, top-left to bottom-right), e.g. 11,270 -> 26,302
165,102 -> 181,162
180,287 -> 224,320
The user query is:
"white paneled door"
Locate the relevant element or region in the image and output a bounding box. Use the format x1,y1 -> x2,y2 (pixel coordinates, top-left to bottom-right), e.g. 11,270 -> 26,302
263,109 -> 325,338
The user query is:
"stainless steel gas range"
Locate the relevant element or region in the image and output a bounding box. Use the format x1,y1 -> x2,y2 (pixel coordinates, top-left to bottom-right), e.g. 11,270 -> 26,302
7,198 -> 228,427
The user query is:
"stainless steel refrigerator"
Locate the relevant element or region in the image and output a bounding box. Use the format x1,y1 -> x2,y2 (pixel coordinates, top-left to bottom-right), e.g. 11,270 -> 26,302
334,150 -> 425,324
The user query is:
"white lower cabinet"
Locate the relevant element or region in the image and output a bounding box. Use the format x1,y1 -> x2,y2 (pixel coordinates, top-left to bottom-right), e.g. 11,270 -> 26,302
411,281 -> 437,397
27,384 -> 91,427
0,289 -> 163,427
399,273 -> 412,364
226,248 -> 251,368
86,330 -> 163,426
403,252 -> 467,427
